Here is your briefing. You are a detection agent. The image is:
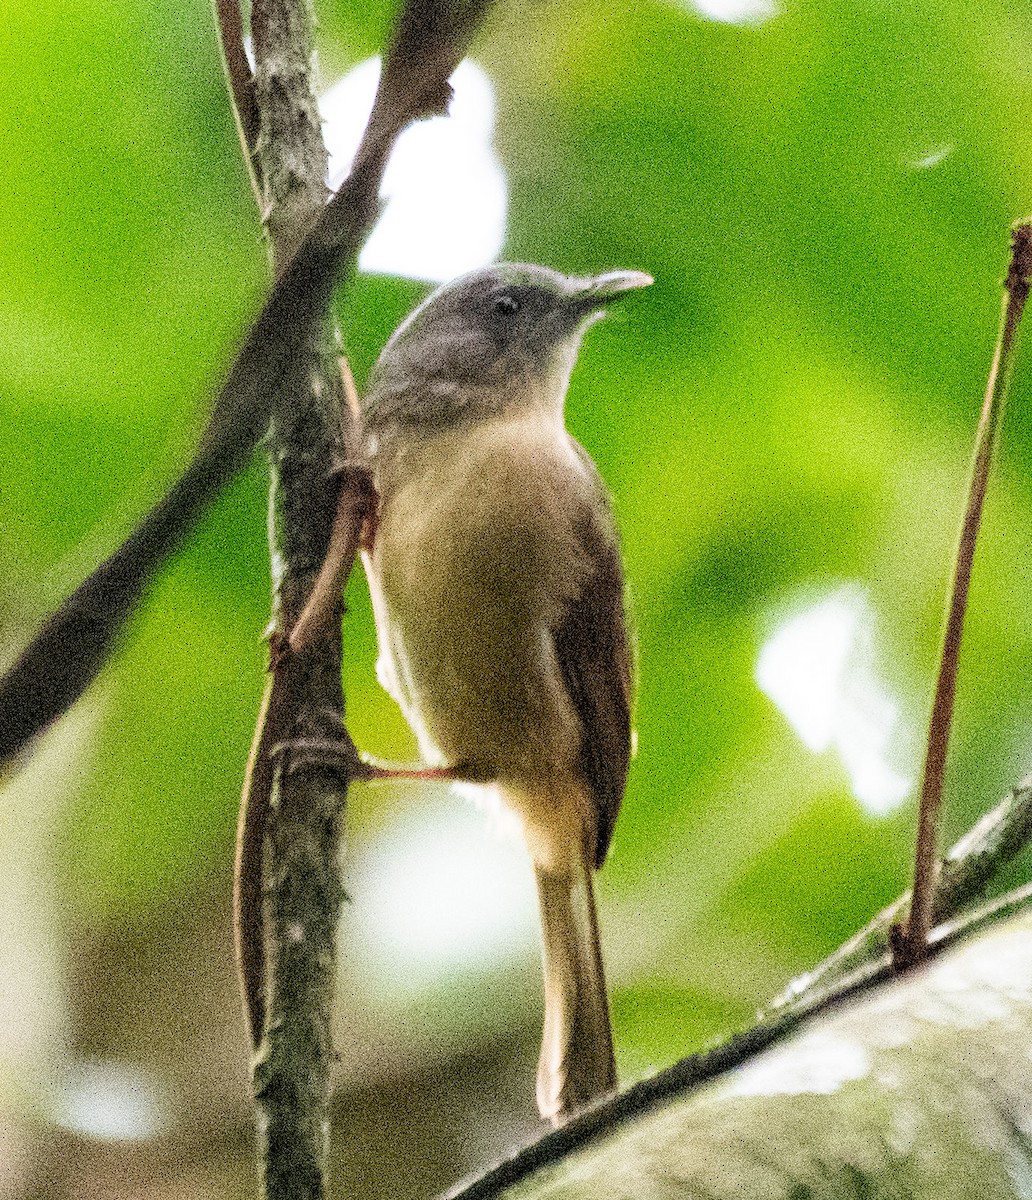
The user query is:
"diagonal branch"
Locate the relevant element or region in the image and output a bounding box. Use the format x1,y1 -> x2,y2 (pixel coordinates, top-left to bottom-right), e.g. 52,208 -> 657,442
443,883 -> 1032,1200
0,0 -> 494,771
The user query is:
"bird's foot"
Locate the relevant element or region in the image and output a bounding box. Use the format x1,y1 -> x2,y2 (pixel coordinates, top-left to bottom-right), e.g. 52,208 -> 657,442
360,755 -> 481,783
269,731 -> 365,779
270,734 -> 489,786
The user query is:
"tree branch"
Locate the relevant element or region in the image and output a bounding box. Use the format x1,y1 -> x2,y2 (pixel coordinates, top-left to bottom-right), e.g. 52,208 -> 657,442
767,775 -> 1032,1014
239,1 -> 372,1196
236,1 -> 495,1197
442,760 -> 1032,1196
444,884 -> 1032,1200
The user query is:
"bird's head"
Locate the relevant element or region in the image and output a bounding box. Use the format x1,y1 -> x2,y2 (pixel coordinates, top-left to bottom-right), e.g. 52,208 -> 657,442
362,263 -> 652,435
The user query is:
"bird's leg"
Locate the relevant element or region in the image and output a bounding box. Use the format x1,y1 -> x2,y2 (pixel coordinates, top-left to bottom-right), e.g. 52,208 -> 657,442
359,755 -> 491,784
270,714 -> 491,785
288,463 -> 378,656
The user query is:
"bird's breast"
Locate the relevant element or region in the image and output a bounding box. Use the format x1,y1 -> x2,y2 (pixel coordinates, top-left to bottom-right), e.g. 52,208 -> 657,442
363,412 -> 595,779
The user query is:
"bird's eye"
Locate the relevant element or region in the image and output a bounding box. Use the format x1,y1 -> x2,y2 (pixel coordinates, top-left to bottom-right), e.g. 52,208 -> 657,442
493,293 -> 520,316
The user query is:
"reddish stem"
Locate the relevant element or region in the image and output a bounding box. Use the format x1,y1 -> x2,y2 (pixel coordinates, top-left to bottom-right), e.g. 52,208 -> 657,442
893,221 -> 1032,968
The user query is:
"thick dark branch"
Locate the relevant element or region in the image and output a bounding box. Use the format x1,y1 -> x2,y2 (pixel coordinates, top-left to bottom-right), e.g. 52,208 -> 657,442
445,761 -> 1032,1196
0,0 -> 494,769
0,425 -> 259,764
0,238 -> 312,764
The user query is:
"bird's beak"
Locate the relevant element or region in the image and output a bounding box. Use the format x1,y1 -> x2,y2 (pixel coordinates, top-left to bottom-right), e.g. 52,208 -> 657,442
567,269 -> 653,311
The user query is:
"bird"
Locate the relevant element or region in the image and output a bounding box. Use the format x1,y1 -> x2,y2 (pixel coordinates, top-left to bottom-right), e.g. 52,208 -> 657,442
358,262 -> 650,1124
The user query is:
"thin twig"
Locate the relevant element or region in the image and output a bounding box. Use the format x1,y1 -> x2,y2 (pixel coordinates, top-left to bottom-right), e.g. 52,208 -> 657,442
211,0 -> 262,197
288,465 -> 376,655
284,364 -> 372,661
767,776 -> 1032,1014
892,219 -> 1032,968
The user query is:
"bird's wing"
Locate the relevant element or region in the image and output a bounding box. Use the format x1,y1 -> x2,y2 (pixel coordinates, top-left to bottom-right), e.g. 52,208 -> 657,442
551,446 -> 634,869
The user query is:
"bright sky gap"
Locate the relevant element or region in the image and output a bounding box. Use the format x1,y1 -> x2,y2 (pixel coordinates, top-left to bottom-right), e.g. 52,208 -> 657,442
348,795 -> 537,996
320,59 -> 508,283
755,586 -> 912,816
686,0 -> 779,26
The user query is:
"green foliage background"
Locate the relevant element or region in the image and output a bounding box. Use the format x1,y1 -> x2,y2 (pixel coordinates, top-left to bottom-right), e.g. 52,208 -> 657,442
2,0 -> 1032,1194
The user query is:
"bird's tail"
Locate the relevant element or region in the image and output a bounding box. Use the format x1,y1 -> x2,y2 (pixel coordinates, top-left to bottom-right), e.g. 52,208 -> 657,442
533,856 -> 617,1124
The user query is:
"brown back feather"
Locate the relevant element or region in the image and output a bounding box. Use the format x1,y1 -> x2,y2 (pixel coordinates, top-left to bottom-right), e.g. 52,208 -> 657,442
551,444 -> 633,869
